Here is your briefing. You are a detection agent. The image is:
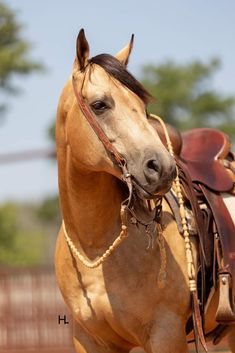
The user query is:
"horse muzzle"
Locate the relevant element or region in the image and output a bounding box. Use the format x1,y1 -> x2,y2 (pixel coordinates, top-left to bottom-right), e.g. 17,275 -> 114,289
128,152 -> 176,199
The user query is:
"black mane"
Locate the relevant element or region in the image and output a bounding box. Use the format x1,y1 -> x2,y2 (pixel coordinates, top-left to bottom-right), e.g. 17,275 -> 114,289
88,54 -> 152,104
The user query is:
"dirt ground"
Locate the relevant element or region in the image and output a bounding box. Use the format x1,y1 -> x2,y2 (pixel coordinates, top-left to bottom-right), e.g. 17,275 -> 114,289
2,342 -> 230,353
131,340 -> 230,353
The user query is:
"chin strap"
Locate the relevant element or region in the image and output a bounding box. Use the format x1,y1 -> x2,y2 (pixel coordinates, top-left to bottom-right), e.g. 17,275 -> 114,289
149,114 -> 208,353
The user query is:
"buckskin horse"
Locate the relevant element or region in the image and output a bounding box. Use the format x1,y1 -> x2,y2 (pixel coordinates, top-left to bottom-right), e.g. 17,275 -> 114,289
55,29 -> 235,353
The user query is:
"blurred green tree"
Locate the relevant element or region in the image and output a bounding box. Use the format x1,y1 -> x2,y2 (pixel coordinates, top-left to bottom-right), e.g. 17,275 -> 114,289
0,2 -> 48,267
0,1 -> 43,117
0,203 -> 47,266
141,58 -> 235,137
37,196 -> 60,224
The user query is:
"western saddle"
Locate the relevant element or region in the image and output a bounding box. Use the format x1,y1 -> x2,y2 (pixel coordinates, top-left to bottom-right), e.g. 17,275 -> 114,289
149,117 -> 235,345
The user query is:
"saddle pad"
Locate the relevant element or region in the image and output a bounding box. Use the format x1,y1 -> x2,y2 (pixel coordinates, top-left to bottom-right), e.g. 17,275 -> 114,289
222,193 -> 235,225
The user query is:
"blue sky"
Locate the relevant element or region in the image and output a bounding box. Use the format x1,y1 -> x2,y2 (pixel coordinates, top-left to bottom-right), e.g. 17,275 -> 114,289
1,0 -> 235,201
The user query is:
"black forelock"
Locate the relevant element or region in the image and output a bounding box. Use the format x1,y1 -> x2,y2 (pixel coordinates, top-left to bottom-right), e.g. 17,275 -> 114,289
88,54 -> 152,104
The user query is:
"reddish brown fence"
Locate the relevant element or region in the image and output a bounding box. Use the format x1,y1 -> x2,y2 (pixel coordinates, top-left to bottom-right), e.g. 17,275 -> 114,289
0,267 -> 75,353
0,268 -> 230,353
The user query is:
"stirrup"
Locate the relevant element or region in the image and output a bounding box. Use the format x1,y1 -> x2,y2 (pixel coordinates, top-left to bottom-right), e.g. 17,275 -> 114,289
216,272 -> 235,323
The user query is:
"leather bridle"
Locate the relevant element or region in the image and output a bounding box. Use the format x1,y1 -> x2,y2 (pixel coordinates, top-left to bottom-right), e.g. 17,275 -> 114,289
72,76 -> 126,169
72,73 -> 162,234
72,74 -> 134,211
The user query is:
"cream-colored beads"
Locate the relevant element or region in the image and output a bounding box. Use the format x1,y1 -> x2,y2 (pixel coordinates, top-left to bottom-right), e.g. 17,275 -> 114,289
62,208 -> 128,269
150,114 -> 197,292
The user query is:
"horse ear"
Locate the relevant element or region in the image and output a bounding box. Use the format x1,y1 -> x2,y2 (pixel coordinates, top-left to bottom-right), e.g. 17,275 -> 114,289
75,29 -> 90,71
115,34 -> 134,66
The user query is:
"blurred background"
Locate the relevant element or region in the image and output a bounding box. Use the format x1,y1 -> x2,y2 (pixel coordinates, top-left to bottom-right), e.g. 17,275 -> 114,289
0,0 -> 234,352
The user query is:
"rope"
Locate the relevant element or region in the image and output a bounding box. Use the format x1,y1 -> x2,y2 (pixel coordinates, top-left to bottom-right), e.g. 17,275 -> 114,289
62,205 -> 128,269
149,114 -> 197,292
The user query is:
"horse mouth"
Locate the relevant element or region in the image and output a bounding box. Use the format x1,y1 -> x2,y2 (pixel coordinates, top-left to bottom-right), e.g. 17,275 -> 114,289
132,178 -> 172,200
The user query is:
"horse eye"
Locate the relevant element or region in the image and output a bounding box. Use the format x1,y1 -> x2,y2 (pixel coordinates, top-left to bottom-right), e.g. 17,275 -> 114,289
91,100 -> 108,113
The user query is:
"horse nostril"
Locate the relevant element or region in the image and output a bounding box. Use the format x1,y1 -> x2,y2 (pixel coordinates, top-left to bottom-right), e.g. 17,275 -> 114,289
146,159 -> 160,173
147,159 -> 160,173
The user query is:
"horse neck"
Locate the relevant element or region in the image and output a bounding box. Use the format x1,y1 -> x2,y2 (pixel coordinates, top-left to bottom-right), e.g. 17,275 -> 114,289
58,147 -> 123,248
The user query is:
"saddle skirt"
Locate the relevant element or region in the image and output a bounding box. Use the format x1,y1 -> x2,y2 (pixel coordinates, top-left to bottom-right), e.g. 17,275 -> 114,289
179,128 -> 235,339
181,128 -> 234,192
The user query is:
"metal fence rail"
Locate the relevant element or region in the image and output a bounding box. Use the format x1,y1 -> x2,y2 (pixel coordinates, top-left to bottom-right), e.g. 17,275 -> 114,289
0,267 -> 73,351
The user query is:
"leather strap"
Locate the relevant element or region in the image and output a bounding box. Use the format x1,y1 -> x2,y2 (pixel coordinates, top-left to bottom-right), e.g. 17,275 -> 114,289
176,159 -> 208,266
200,185 -> 235,295
72,77 -> 125,167
192,290 -> 208,352
165,191 -> 183,234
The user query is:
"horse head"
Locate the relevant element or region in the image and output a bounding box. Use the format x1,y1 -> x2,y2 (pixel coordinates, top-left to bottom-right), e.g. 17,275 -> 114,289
68,29 -> 176,199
